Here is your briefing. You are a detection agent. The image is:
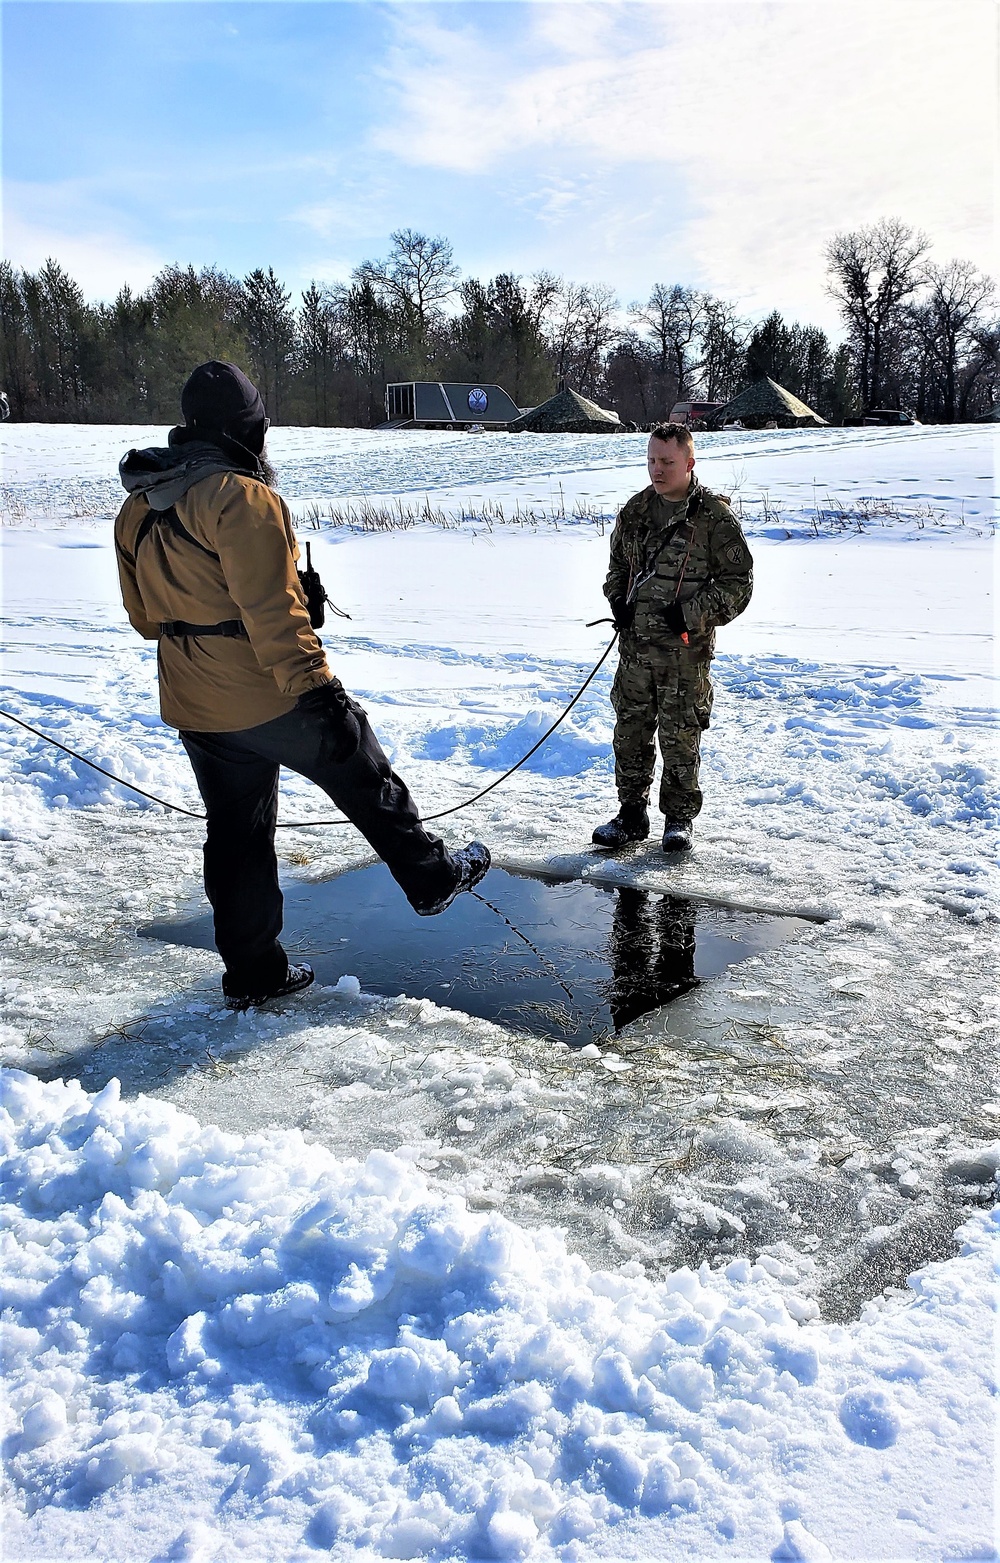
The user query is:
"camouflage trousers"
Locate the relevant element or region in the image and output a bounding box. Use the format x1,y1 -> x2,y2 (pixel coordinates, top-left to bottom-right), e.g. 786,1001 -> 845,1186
610,640 -> 714,820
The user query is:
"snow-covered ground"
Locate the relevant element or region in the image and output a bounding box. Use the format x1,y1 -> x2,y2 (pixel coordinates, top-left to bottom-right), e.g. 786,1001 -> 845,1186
1,424 -> 997,1561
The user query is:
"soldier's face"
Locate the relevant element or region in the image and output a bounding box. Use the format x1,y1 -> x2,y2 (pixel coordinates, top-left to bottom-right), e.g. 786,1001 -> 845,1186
647,437 -> 695,500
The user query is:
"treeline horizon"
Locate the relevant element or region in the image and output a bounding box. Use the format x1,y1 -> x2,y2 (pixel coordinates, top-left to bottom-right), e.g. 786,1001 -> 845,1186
1,218 -> 996,429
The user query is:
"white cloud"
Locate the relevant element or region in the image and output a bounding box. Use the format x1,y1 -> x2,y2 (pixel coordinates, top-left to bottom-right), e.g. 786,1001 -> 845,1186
3,186 -> 164,299
373,0 -> 997,323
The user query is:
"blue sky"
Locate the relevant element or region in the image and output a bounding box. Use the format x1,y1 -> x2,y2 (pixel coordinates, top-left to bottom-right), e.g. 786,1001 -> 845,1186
4,1 -> 995,331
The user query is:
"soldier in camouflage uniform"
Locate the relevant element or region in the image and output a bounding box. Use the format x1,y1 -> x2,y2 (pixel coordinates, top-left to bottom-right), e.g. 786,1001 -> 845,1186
594,423 -> 753,852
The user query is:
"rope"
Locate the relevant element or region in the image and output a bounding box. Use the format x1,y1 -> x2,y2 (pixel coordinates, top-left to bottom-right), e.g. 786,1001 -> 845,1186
470,889 -> 581,1023
0,710 -> 208,818
0,630 -> 618,831
419,631 -> 618,823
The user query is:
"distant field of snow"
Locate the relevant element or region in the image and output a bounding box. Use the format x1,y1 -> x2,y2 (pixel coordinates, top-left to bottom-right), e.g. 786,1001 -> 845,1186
2,420 -> 995,530
0,423 -> 996,1561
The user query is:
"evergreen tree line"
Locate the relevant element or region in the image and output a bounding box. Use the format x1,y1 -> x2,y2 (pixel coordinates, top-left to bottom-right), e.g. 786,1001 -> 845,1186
1,220 -> 995,426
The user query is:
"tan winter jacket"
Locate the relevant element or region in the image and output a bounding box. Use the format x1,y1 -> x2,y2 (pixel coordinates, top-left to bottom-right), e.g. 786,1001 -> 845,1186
115,472 -> 332,731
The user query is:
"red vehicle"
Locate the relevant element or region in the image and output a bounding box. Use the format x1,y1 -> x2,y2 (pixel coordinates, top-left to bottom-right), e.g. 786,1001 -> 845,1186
668,400 -> 727,427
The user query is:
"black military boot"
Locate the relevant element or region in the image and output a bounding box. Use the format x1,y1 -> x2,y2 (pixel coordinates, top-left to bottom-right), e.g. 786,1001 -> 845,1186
592,802 -> 650,849
225,962 -> 315,1012
661,820 -> 693,853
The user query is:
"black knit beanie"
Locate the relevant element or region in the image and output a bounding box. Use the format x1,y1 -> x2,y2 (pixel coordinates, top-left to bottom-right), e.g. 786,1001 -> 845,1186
180,361 -> 268,455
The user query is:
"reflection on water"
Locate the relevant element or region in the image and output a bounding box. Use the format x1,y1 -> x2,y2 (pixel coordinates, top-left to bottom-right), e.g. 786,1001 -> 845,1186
141,865 -> 810,1046
607,889 -> 699,1029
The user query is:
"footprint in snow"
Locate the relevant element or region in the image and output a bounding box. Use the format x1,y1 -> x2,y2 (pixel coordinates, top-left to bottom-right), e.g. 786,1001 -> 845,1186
838,1387 -> 899,1448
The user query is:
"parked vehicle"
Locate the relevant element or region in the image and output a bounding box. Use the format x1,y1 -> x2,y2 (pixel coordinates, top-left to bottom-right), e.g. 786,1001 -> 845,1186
844,408 -> 919,427
668,400 -> 727,427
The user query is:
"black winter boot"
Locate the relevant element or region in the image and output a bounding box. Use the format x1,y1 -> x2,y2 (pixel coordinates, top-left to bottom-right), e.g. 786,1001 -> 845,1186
412,841 -> 491,916
592,803 -> 650,849
661,820 -> 693,853
225,962 -> 315,1012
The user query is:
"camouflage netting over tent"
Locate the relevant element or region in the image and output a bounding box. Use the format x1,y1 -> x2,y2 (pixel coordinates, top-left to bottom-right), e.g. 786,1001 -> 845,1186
509,387 -> 622,433
711,376 -> 827,429
974,404 -> 1000,421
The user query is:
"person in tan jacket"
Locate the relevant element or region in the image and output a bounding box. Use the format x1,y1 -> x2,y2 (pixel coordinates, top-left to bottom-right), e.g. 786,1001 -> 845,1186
115,361 -> 489,1009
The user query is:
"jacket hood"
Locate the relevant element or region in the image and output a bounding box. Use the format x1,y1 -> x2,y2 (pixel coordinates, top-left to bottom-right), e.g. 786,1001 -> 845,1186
119,428 -> 263,512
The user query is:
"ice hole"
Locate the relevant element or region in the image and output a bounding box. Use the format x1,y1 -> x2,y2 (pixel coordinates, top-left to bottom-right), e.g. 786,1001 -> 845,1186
140,865 -> 814,1046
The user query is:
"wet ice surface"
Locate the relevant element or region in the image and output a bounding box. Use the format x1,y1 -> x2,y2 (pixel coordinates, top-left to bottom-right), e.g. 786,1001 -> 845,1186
19,828 -> 993,1326
139,865 -> 814,1045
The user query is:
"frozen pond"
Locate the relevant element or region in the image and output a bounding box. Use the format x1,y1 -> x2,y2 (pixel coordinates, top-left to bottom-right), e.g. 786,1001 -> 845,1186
139,865 -> 815,1045
2,422 -> 996,1563
2,422 -> 995,1321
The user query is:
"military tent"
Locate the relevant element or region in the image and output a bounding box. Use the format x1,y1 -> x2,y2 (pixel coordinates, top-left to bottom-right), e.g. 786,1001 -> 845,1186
974,404 -> 1000,422
712,376 -> 827,429
509,387 -> 621,433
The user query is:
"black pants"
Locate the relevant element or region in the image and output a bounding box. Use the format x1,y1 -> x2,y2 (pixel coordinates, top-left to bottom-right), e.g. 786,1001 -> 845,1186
180,703 -> 458,999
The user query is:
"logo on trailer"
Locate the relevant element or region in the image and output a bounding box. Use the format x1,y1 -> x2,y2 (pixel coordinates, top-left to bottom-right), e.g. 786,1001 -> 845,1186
468,387 -> 488,413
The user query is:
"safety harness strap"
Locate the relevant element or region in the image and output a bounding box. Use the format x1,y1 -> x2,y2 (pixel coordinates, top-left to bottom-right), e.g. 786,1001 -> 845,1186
627,498 -> 698,604
130,505 -> 245,640
134,504 -> 220,559
160,620 -> 248,639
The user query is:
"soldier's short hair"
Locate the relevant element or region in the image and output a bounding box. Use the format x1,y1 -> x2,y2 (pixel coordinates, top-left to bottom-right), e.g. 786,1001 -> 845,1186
648,422 -> 695,453
650,422 -> 693,453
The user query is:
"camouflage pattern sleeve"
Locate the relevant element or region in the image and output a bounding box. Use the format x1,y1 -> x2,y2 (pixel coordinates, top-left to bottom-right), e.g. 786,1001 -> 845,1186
680,503 -> 753,637
603,494 -> 641,606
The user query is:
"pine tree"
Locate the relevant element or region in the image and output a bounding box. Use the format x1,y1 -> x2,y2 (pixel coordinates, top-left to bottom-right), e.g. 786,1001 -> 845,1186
240,267 -> 296,422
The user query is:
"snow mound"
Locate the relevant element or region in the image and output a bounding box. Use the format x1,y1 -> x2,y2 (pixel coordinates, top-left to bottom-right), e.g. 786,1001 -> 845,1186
418,709 -> 612,778
473,709 -> 612,777
2,1072 -> 995,1561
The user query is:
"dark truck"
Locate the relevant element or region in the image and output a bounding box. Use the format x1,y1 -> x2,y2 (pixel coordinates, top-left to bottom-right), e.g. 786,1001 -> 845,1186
844,409 -> 919,427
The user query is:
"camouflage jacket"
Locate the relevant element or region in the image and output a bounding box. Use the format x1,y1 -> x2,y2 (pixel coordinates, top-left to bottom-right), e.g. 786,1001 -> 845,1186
604,479 -> 753,656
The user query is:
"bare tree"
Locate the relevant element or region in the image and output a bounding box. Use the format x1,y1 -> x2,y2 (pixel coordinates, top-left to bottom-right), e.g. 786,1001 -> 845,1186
541,279 -> 620,397
575,283 -> 620,396
925,259 -> 995,420
825,218 -> 929,408
632,284 -> 707,398
698,296 -> 747,402
959,319 -> 1000,419
547,279 -> 587,386
356,229 -> 459,364
11,222 -> 994,429
525,271 -> 562,339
